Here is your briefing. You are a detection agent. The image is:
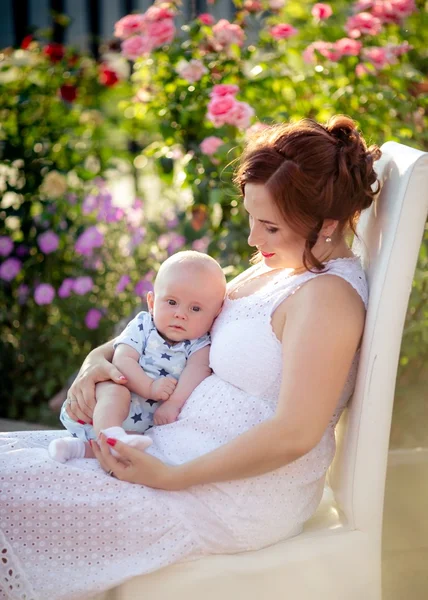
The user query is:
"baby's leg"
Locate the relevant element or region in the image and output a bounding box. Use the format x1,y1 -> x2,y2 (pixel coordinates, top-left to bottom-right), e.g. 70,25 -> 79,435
49,401 -> 95,463
95,382 -> 152,454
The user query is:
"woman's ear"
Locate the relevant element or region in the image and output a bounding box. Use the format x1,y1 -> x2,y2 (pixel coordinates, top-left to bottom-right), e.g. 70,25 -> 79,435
146,291 -> 154,314
320,218 -> 339,239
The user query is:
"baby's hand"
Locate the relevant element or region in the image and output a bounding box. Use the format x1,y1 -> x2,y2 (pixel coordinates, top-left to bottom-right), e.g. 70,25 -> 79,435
150,376 -> 177,402
153,402 -> 181,426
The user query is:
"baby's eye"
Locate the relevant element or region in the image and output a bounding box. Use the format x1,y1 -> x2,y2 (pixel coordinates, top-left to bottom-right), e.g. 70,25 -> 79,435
191,306 -> 201,312
167,299 -> 176,306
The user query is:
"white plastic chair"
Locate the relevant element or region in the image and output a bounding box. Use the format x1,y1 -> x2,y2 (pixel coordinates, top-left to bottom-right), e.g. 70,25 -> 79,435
95,142 -> 428,600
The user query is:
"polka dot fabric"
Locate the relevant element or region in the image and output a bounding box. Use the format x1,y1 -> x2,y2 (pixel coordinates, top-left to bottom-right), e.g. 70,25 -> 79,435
0,257 -> 368,600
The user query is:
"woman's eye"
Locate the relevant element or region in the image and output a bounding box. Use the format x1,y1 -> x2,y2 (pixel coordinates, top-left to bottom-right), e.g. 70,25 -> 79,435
266,227 -> 278,234
192,306 -> 201,312
167,299 -> 176,305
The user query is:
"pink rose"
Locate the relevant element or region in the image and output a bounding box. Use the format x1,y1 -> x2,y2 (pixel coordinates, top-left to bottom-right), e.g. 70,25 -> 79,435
0,236 -> 13,257
147,19 -> 175,48
245,122 -> 270,140
335,37 -> 362,56
34,283 -> 55,305
345,12 -> 382,37
0,257 -> 21,282
73,276 -> 94,295
114,14 -> 145,39
144,5 -> 175,22
37,230 -> 59,254
121,35 -> 153,59
353,0 -> 375,10
303,41 -> 340,63
212,19 -> 245,51
243,0 -> 263,12
270,24 -> 298,40
116,275 -> 131,293
207,94 -> 240,127
311,3 -> 333,20
176,59 -> 208,83
200,136 -> 224,156
85,308 -> 103,330
210,84 -> 239,97
268,0 -> 286,8
372,0 -> 416,24
355,63 -> 372,77
229,101 -> 255,129
198,13 -> 215,25
58,278 -> 74,299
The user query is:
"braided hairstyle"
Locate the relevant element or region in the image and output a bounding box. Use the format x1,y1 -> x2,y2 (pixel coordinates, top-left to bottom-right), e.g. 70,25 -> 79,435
234,115 -> 381,271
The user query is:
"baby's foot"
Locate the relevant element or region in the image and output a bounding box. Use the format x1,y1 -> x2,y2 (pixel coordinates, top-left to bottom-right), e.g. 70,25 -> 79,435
101,426 -> 153,456
48,437 -> 86,463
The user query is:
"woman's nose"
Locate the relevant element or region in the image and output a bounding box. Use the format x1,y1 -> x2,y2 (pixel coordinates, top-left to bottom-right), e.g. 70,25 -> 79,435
248,224 -> 263,247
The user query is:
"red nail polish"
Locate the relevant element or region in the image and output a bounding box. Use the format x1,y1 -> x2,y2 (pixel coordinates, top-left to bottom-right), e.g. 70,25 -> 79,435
119,376 -> 127,382
90,420 -> 94,425
106,438 -> 117,447
78,419 -> 86,425
89,440 -> 92,447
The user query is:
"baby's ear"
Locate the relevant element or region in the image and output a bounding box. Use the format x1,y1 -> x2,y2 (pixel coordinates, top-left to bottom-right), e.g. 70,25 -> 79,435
146,291 -> 154,313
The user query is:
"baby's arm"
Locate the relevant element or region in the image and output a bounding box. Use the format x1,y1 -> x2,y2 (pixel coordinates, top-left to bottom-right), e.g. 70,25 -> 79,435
113,344 -> 176,401
153,346 -> 211,425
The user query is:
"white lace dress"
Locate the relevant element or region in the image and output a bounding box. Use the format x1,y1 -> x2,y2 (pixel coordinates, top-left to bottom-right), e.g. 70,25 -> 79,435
0,257 -> 368,600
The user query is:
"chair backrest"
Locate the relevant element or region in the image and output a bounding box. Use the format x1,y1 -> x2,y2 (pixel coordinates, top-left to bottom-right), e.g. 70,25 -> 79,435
328,142 -> 428,536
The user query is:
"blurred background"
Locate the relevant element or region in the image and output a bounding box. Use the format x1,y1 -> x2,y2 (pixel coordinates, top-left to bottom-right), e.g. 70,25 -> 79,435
0,1 -> 427,596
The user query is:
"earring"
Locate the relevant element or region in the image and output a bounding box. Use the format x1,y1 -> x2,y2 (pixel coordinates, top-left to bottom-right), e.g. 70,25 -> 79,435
325,236 -> 332,243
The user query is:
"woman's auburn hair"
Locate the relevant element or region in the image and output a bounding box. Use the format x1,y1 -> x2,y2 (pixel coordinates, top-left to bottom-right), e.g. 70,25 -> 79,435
234,115 -> 382,271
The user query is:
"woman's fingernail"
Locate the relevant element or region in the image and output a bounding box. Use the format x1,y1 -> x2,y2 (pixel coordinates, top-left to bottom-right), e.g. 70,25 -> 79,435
106,438 -> 117,447
89,440 -> 92,447
90,420 -> 94,425
119,376 -> 127,382
78,419 -> 86,425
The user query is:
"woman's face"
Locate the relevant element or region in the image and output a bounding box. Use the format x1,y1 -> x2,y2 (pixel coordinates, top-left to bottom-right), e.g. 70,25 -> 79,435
244,183 -> 306,270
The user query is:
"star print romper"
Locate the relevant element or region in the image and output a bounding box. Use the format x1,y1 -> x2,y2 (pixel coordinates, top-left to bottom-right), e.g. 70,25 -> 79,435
59,311 -> 211,439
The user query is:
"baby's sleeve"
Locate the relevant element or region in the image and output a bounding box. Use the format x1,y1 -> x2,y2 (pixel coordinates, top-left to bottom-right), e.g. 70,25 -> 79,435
113,311 -> 149,357
186,333 -> 211,358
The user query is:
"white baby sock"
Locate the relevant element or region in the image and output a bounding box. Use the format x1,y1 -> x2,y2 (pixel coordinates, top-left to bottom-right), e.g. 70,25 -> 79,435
101,426 -> 153,456
48,437 -> 86,463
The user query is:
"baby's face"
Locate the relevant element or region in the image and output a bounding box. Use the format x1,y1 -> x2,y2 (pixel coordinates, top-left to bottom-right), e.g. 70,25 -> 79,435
148,266 -> 225,343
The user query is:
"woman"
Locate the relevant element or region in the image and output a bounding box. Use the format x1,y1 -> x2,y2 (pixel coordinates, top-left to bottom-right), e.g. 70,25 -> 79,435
0,115 -> 380,600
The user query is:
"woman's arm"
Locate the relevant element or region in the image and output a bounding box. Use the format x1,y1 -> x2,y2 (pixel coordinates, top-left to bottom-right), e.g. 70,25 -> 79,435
66,338 -> 128,423
93,275 -> 366,490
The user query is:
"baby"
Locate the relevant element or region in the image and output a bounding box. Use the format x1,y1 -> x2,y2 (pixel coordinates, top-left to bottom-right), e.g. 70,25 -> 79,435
49,251 -> 226,463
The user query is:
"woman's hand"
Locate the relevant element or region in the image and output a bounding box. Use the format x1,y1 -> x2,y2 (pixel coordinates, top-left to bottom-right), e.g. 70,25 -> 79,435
92,433 -> 181,490
66,352 -> 127,424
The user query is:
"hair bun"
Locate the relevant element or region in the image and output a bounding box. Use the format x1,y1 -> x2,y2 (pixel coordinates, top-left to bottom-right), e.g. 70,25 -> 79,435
326,115 -> 360,146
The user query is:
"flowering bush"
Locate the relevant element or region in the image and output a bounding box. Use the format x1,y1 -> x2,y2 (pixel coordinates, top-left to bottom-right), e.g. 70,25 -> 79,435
0,0 -> 427,421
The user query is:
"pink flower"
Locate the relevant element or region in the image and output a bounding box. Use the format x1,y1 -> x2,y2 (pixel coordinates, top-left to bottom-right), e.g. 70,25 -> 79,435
198,13 -> 215,25
144,5 -> 176,22
114,14 -> 145,39
303,41 -> 341,63
270,24 -> 298,40
230,101 -> 255,129
0,258 -> 21,282
34,283 -> 55,305
58,278 -> 75,299
121,35 -> 153,59
73,276 -> 94,295
268,0 -> 286,8
312,3 -> 333,19
207,94 -> 240,127
335,37 -> 362,56
345,12 -> 382,37
37,230 -> 59,254
200,136 -> 224,155
75,226 -> 104,256
135,279 -> 154,296
212,19 -> 245,51
192,236 -> 211,252
371,0 -> 416,24
116,275 -> 131,293
245,122 -> 270,139
147,19 -> 175,49
176,59 -> 208,83
210,84 -> 239,97
85,308 -> 103,330
244,0 -> 263,12
0,236 -> 13,257
353,0 -> 375,10
355,62 -> 372,77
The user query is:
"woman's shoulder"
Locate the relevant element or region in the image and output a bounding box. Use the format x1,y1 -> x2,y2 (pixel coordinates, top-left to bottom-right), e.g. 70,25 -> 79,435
317,256 -> 368,309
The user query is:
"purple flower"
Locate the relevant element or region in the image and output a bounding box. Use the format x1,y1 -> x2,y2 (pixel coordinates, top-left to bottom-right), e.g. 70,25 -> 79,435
116,275 -> 131,293
66,193 -> 77,205
17,284 -> 29,305
16,245 -> 29,257
73,276 -> 94,295
0,236 -> 13,257
135,279 -> 154,297
75,226 -> 104,256
38,230 -> 59,254
167,233 -> 186,255
58,278 -> 75,298
82,194 -> 98,215
85,308 -> 103,329
192,236 -> 211,253
0,258 -> 21,282
34,283 -> 55,305
129,227 -> 146,251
